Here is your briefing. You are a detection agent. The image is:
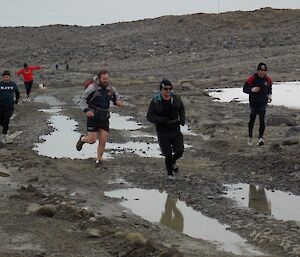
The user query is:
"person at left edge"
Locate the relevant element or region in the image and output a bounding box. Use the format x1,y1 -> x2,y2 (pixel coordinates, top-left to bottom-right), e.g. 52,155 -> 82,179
0,71 -> 20,143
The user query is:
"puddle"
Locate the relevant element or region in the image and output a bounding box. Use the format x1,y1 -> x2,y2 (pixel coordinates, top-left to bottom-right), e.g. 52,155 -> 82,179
180,124 -> 198,136
33,113 -> 162,159
110,113 -> 144,130
105,188 -> 264,256
208,82 -> 300,109
33,114 -> 112,159
34,95 -> 64,106
34,107 -> 193,159
224,183 -> 300,222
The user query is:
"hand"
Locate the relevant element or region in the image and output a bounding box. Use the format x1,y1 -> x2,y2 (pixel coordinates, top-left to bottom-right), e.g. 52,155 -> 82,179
268,95 -> 272,103
14,100 -> 18,105
115,100 -> 123,107
180,120 -> 185,126
86,111 -> 94,118
251,87 -> 260,93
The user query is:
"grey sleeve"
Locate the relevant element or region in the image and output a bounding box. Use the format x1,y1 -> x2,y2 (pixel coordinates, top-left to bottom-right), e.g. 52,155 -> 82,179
79,84 -> 96,112
111,86 -> 121,104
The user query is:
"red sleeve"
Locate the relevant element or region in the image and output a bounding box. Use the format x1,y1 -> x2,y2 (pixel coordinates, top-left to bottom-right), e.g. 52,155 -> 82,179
29,66 -> 42,71
16,69 -> 24,76
266,76 -> 272,85
246,75 -> 255,86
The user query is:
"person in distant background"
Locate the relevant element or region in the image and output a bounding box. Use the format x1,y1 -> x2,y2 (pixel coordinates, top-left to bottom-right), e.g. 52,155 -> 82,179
243,62 -> 272,146
16,63 -> 43,101
0,71 -> 19,143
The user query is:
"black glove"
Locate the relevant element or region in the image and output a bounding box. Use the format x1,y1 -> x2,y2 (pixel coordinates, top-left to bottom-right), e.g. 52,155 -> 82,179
14,100 -> 18,105
180,120 -> 185,126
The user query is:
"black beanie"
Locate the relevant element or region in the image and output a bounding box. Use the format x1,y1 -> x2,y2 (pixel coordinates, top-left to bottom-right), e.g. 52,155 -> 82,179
159,79 -> 173,90
257,62 -> 267,71
2,70 -> 11,77
24,63 -> 28,68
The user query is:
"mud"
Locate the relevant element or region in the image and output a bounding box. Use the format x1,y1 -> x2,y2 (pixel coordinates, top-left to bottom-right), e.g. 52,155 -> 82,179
0,7 -> 300,257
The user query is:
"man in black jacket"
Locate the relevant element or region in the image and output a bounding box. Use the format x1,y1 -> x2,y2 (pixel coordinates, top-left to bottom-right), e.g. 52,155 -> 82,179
147,79 -> 185,180
0,71 -> 20,143
243,63 -> 272,146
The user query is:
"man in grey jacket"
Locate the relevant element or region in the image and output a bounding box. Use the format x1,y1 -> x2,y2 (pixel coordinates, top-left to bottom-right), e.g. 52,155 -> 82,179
76,70 -> 122,164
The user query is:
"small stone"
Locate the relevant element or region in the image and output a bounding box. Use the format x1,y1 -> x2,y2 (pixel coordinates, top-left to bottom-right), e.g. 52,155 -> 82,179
89,217 -> 97,222
27,203 -> 42,214
125,232 -> 147,246
86,228 -> 100,238
36,204 -> 57,217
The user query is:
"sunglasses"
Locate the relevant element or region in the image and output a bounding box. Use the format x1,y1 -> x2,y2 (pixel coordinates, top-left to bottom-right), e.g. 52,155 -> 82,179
162,87 -> 172,91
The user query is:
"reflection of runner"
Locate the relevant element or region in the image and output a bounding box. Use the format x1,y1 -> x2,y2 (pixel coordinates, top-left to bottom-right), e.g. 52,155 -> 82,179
249,185 -> 271,215
160,195 -> 184,233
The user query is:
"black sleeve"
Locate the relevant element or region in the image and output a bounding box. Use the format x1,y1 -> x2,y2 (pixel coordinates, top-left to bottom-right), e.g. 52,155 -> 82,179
178,96 -> 185,126
146,99 -> 167,124
243,81 -> 252,94
13,83 -> 20,102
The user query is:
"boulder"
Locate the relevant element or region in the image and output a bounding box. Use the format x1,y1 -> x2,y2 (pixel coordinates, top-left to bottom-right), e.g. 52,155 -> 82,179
285,125 -> 300,138
282,137 -> 299,146
266,114 -> 296,126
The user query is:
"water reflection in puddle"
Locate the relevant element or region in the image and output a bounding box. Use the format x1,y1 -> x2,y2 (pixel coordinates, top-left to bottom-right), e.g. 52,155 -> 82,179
224,183 -> 300,222
105,188 -> 264,256
208,82 -> 300,109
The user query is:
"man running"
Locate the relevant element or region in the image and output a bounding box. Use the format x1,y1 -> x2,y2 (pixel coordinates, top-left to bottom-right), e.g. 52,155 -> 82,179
76,69 -> 122,165
147,79 -> 185,180
16,63 -> 43,101
0,71 -> 20,144
243,62 -> 272,146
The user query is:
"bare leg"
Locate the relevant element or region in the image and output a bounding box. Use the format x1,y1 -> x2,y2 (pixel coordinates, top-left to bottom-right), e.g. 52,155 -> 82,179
82,132 -> 97,144
97,129 -> 109,159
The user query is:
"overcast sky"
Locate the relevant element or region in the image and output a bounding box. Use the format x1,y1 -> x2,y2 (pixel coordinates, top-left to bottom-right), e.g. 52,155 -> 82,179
0,0 -> 299,26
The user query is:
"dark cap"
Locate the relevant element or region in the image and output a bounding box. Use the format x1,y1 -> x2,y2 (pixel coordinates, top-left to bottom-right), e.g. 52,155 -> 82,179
24,63 -> 28,68
257,62 -> 267,71
159,79 -> 173,90
2,70 -> 11,77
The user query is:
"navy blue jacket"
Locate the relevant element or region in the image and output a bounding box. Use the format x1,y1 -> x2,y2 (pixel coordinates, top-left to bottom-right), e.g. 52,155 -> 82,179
0,81 -> 20,107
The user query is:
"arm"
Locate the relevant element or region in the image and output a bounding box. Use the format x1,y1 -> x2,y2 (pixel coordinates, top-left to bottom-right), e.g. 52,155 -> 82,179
30,66 -> 42,71
178,96 -> 185,126
13,82 -> 20,104
16,69 -> 23,76
79,84 -> 96,113
243,75 -> 259,94
146,99 -> 168,124
110,86 -> 122,106
267,76 -> 272,102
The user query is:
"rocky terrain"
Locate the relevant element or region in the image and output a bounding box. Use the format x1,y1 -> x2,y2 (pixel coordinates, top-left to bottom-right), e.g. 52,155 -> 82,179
0,7 -> 299,257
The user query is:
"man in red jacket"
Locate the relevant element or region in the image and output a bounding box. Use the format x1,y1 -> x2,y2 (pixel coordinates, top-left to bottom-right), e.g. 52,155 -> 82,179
16,63 -> 43,101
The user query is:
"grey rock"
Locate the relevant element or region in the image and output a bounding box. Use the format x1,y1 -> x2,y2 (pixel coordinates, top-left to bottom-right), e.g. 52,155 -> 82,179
282,137 -> 299,146
36,204 -> 57,217
87,228 -> 101,238
266,114 -> 296,126
285,125 -> 300,138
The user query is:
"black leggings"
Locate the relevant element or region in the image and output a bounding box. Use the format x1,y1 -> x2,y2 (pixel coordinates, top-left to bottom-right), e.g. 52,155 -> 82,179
248,106 -> 266,138
24,80 -> 33,97
0,107 -> 13,134
158,132 -> 184,175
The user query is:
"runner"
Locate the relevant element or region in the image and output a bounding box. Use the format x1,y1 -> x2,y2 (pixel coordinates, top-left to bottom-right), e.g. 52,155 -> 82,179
16,63 -> 43,101
243,62 -> 272,146
147,79 -> 185,180
0,71 -> 20,144
76,69 -> 122,165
